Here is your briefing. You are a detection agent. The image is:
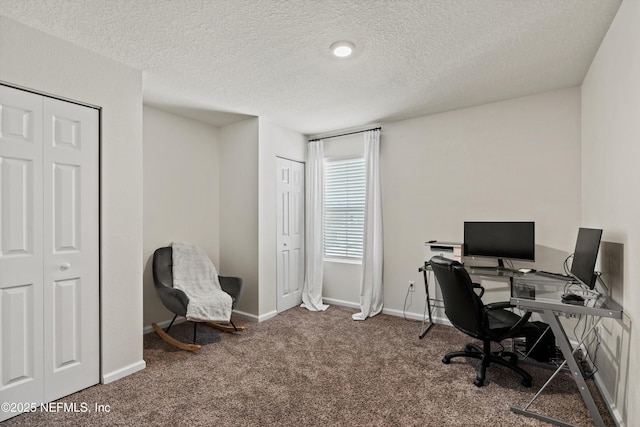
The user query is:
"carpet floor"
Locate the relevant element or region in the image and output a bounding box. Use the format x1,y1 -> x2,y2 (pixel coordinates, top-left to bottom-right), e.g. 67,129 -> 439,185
4,305 -> 615,426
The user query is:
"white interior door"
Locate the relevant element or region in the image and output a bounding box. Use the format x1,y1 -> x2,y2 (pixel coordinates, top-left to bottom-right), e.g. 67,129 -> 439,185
0,85 -> 99,420
0,86 -> 45,415
42,96 -> 99,402
276,157 -> 305,313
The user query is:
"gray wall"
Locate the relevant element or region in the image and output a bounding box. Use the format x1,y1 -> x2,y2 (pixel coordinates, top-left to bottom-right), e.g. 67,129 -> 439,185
581,1 -> 639,424
219,118 -> 260,316
142,106 -> 221,326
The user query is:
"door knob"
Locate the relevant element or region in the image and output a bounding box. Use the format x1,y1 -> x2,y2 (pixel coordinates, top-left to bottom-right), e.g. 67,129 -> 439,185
60,262 -> 71,271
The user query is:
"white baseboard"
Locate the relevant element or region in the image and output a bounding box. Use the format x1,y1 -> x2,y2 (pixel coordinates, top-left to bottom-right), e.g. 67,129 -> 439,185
593,372 -> 625,427
322,297 -> 359,309
323,298 -> 452,327
382,306 -> 426,322
256,309 -> 278,322
577,340 -> 624,427
568,338 -> 625,427
228,309 -> 257,322
101,359 -> 146,384
383,307 -> 452,327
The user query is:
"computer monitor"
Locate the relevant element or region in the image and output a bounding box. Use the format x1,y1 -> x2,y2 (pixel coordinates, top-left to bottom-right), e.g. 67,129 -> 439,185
463,221 -> 535,268
570,227 -> 602,289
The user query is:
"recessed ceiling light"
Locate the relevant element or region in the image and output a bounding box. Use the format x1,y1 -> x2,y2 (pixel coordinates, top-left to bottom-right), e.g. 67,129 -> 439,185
330,41 -> 355,58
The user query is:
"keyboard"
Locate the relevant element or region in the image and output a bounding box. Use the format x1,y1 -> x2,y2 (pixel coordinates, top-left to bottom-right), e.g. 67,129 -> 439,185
536,270 -> 574,281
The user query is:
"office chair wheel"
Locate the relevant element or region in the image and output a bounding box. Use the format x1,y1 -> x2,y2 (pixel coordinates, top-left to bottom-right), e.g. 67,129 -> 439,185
521,378 -> 532,387
473,378 -> 485,387
442,356 -> 451,364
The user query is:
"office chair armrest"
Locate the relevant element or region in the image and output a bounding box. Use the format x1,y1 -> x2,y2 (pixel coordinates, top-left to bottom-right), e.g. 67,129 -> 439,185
485,301 -> 513,310
484,302 -> 533,335
473,283 -> 485,298
506,310 -> 532,335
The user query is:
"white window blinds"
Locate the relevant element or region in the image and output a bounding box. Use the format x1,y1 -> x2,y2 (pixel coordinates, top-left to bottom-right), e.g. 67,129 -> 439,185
323,157 -> 365,259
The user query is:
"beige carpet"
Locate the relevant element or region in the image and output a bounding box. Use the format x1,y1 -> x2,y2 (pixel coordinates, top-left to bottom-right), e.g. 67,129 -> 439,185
4,305 -> 615,426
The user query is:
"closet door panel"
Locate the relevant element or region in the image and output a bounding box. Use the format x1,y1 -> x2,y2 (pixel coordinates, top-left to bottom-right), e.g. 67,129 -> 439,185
42,97 -> 99,402
0,86 -> 44,419
52,163 -> 80,251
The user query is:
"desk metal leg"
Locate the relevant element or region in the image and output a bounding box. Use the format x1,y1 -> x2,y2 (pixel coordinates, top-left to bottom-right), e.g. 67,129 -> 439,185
510,309 -> 606,427
419,297 -> 434,338
419,265 -> 434,339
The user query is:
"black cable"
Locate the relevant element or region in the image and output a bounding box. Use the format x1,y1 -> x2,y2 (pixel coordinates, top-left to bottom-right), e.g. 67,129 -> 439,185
585,335 -> 600,378
573,314 -> 585,342
571,314 -> 601,378
403,285 -> 413,320
583,317 -> 601,378
596,272 -> 609,294
563,254 -> 574,275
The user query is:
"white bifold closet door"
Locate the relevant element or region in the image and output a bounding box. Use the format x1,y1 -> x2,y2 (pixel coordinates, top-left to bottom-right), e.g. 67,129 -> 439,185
0,85 -> 99,421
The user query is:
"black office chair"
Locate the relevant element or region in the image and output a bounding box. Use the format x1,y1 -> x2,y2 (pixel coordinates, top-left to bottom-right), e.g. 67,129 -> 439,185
151,246 -> 244,351
429,255 -> 534,387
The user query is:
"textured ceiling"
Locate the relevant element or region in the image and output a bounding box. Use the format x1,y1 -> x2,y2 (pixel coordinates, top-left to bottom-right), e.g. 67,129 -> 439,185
0,0 -> 622,134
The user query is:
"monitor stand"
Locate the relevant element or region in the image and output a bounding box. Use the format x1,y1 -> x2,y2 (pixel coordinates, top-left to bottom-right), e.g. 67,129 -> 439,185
495,259 -> 519,273
475,258 -> 509,270
467,259 -> 517,276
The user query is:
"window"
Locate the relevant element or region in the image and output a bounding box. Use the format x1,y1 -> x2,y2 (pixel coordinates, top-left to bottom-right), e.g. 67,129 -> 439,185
323,157 -> 365,260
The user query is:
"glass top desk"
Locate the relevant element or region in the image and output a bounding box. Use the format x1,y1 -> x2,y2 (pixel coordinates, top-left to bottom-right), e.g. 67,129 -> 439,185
509,272 -> 622,427
422,264 -> 623,427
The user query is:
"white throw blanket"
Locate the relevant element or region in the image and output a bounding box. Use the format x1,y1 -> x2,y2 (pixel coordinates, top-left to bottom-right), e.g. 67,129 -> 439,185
171,242 -> 233,322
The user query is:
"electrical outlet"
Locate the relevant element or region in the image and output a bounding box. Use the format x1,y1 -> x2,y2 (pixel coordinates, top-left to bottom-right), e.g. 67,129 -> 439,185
409,281 -> 415,292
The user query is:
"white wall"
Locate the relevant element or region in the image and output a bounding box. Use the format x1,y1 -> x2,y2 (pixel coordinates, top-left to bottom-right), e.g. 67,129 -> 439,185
258,119 -> 306,317
142,106 -> 220,326
581,1 -> 640,425
321,88 -> 583,315
142,114 -> 306,323
219,118 -> 260,316
0,17 -> 145,381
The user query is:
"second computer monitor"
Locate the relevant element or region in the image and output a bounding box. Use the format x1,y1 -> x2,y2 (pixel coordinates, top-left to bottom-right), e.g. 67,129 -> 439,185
570,227 -> 603,289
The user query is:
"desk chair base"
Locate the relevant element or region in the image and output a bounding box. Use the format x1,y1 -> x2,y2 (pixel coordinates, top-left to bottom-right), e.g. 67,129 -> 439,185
443,341 -> 532,387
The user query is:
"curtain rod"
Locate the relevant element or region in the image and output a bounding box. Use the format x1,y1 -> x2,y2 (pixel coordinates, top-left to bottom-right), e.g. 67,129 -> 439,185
309,127 -> 381,142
